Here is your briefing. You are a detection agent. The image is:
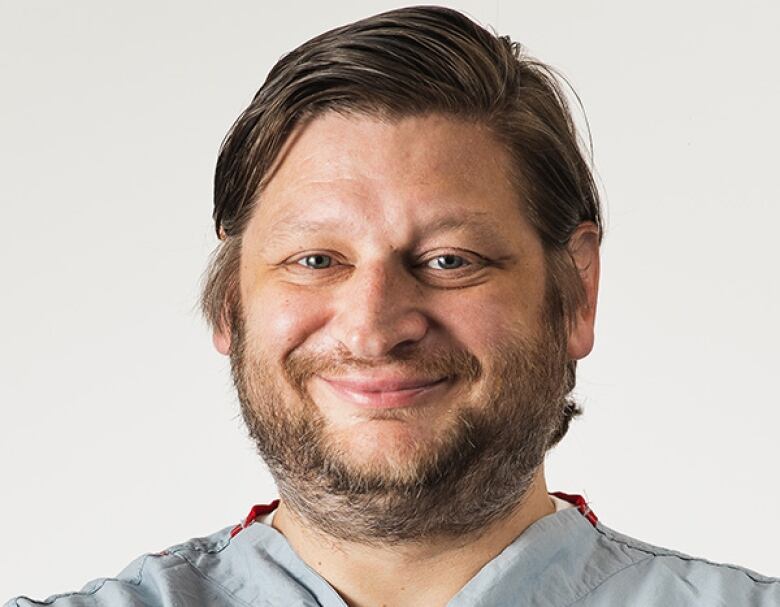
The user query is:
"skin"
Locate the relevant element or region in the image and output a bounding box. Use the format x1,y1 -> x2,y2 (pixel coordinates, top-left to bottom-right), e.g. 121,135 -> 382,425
214,112 -> 600,607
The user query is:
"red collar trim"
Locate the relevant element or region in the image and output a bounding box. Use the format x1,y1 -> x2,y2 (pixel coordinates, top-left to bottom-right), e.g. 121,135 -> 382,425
230,499 -> 280,538
550,491 -> 599,526
230,492 -> 598,538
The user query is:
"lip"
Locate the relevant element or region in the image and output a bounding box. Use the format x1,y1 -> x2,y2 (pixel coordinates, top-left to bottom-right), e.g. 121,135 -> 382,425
317,375 -> 452,409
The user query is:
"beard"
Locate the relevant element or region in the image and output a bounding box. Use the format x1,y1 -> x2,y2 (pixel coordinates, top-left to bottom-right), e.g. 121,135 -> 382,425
228,304 -> 572,545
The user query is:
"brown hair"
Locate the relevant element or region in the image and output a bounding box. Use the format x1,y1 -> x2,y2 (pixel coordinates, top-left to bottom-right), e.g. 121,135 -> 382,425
200,5 -> 603,446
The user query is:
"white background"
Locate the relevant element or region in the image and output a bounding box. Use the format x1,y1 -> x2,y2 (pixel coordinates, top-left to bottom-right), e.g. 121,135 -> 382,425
1,0 -> 778,601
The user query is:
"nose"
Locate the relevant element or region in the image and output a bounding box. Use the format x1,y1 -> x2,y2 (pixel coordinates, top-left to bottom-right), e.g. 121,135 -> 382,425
328,261 -> 429,359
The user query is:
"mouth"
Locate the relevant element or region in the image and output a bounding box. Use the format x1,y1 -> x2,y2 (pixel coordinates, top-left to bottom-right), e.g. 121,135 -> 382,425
317,375 -> 453,409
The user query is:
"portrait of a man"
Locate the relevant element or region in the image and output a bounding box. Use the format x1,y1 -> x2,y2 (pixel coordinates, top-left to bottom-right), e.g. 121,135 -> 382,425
3,4 -> 778,606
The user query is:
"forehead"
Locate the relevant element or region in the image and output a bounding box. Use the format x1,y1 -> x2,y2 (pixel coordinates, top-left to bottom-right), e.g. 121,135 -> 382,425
247,112 -> 533,244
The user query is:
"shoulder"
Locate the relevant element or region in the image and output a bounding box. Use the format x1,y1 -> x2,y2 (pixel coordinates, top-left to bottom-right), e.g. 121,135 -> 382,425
575,520 -> 780,606
4,524 -> 251,607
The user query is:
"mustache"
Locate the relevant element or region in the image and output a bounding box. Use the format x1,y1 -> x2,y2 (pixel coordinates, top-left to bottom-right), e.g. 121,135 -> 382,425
283,343 -> 483,394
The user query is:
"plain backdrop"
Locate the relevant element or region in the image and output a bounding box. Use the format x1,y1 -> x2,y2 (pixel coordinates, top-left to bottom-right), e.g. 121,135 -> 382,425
1,0 -> 778,601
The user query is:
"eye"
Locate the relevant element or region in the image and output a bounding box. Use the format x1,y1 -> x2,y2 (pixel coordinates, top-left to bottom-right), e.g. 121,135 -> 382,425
425,254 -> 470,270
296,253 -> 333,269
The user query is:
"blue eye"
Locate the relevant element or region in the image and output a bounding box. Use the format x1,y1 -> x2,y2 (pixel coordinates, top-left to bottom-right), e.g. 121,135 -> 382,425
426,254 -> 468,270
297,254 -> 332,269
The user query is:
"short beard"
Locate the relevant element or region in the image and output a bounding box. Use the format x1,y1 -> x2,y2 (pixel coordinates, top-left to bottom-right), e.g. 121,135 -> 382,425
228,306 -> 571,545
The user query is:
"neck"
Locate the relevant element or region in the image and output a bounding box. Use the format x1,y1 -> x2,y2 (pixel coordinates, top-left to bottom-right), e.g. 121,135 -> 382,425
271,466 -> 556,607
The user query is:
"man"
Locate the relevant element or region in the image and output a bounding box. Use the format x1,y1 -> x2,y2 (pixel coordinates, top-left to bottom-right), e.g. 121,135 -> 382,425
7,5 -> 778,607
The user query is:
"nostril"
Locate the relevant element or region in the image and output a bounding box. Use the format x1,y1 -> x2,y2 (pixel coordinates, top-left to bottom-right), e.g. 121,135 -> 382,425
391,338 -> 424,356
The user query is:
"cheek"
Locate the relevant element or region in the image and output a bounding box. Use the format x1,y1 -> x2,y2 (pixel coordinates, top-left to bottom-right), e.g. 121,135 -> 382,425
446,300 -> 514,356
440,285 -> 542,354
243,286 -> 329,356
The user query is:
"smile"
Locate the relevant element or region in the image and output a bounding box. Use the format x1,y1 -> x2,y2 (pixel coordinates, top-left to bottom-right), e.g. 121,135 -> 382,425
317,375 -> 452,409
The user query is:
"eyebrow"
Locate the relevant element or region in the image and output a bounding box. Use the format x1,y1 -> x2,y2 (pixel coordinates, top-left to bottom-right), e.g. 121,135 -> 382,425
264,211 -> 502,249
417,212 -> 498,239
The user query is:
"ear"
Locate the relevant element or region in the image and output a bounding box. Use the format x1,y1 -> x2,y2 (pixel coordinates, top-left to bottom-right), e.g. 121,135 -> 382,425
212,322 -> 232,356
565,221 -> 601,361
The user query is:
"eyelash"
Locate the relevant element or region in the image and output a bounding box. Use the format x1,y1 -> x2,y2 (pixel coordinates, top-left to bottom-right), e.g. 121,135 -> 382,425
292,252 -> 479,272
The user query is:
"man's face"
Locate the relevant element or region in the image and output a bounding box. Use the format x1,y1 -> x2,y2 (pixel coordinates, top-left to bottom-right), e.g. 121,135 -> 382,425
220,112 -> 571,541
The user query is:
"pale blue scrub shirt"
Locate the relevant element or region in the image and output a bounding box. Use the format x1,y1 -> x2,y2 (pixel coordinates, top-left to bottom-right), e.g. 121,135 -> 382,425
6,492 -> 780,606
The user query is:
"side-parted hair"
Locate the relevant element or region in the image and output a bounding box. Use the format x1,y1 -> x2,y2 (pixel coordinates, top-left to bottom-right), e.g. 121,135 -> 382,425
200,5 -> 603,447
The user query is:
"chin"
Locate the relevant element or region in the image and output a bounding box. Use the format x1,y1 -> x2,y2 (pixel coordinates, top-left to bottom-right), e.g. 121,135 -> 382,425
324,420 -> 439,480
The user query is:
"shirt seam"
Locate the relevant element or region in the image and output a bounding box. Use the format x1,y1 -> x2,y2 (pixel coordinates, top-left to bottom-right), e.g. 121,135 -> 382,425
7,553 -> 153,605
593,524 -> 780,585
166,529 -> 235,556
7,529 -> 243,607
